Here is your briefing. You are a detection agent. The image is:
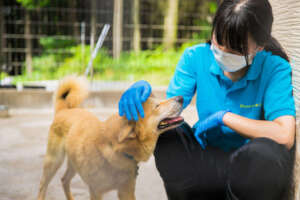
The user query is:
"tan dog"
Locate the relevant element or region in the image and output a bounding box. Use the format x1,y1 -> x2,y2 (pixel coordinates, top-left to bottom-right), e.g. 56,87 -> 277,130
37,76 -> 184,200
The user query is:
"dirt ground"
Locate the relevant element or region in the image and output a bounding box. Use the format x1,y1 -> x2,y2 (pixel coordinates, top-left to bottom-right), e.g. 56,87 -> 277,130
0,106 -> 197,200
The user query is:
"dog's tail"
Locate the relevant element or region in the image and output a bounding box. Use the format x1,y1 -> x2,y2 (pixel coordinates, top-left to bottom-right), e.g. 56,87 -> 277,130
54,76 -> 89,113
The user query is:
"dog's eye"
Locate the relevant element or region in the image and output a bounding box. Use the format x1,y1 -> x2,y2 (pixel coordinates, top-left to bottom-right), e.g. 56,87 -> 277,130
155,104 -> 160,109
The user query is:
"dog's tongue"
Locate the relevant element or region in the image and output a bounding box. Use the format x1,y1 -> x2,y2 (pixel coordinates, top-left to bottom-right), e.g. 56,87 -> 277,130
164,116 -> 183,124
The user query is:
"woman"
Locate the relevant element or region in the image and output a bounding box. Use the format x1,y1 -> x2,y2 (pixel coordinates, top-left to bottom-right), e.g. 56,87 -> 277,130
118,0 -> 296,199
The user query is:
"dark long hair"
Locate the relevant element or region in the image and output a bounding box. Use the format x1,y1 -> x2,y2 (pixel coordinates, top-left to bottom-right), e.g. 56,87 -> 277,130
211,0 -> 289,62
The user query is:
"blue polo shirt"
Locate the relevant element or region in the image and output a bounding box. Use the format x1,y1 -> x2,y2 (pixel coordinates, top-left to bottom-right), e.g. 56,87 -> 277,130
167,43 -> 296,152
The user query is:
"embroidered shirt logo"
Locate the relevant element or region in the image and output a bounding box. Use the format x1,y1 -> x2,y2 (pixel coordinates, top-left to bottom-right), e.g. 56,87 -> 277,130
240,103 -> 262,108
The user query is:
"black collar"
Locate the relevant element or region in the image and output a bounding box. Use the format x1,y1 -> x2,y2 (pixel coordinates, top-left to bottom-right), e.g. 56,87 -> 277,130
122,152 -> 137,162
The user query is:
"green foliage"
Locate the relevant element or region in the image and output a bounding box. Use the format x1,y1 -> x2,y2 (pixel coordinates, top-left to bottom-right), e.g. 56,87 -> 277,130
16,0 -> 50,9
40,37 -> 77,50
208,2 -> 218,14
179,1 -> 216,42
192,20 -> 212,41
0,72 -> 9,81
16,0 -> 71,9
14,43 -> 188,85
90,47 -> 183,85
56,45 -> 96,77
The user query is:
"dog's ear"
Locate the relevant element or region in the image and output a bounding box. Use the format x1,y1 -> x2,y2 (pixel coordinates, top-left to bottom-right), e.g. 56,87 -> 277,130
118,125 -> 136,143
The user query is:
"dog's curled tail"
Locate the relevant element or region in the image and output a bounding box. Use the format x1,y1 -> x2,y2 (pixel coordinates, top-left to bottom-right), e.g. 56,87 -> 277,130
54,76 -> 89,113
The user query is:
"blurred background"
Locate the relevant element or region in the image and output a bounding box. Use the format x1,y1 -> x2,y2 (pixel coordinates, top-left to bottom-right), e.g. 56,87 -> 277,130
0,0 -> 219,86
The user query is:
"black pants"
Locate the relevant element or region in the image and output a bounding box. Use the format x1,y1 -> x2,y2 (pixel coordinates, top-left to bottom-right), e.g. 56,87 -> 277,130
154,123 -> 295,200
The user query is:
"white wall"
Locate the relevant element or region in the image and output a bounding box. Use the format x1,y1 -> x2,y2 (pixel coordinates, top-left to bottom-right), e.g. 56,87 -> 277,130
270,0 -> 300,199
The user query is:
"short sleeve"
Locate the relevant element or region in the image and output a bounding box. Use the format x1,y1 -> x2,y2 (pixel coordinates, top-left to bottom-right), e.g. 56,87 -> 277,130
263,59 -> 296,121
166,48 -> 197,109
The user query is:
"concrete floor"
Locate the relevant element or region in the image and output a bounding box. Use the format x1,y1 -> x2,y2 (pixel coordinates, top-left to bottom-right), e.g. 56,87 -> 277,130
0,106 -> 197,200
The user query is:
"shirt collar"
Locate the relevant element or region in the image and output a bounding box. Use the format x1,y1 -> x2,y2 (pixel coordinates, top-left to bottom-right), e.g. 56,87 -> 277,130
244,51 -> 264,80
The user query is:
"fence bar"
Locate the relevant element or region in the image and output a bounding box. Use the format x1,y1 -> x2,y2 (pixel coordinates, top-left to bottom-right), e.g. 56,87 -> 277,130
84,24 -> 110,77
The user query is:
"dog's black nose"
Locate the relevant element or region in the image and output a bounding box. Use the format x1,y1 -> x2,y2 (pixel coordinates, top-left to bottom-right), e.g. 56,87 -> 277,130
175,96 -> 183,104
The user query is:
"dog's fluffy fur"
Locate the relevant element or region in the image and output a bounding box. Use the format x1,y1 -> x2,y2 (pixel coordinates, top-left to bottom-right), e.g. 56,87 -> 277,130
37,76 -> 183,200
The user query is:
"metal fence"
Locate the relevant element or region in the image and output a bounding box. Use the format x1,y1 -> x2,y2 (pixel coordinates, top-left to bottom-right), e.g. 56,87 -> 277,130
0,2 -> 212,76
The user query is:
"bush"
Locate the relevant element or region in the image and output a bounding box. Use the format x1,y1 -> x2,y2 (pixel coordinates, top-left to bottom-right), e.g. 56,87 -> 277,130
14,42 -> 194,86
40,36 -> 77,50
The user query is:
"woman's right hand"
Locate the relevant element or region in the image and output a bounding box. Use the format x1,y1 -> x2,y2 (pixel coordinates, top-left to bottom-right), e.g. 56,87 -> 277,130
194,110 -> 230,149
118,80 -> 152,121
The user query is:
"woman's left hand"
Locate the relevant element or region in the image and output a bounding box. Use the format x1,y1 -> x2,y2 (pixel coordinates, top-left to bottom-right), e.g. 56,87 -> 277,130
194,110 -> 230,149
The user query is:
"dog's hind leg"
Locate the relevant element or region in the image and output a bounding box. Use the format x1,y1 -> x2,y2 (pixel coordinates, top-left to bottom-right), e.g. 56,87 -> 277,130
38,130 -> 65,200
61,160 -> 76,200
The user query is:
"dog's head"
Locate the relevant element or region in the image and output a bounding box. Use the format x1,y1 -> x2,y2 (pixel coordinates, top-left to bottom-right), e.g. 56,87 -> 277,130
138,95 -> 184,136
117,95 -> 184,161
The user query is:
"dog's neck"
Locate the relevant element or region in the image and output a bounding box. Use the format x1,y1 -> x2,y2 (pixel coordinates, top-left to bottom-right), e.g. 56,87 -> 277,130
104,114 -> 157,162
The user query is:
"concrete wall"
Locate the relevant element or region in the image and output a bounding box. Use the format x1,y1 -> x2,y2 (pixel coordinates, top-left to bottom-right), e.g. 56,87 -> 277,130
0,89 -> 169,109
269,0 -> 300,199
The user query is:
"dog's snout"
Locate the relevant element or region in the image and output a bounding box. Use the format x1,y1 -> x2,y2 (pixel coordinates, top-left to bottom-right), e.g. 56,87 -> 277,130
175,96 -> 183,104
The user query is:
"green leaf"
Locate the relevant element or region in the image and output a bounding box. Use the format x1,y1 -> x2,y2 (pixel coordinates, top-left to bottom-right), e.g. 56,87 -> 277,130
209,2 -> 217,14
16,0 -> 51,9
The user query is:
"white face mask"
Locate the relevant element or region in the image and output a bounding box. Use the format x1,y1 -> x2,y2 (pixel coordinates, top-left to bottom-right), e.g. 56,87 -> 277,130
211,44 -> 254,72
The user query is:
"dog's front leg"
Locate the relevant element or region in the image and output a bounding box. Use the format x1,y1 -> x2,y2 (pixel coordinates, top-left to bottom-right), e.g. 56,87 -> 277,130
117,178 -> 136,200
88,186 -> 103,200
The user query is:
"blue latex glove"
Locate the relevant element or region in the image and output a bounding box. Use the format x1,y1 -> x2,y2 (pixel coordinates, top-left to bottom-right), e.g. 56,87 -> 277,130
194,110 -> 230,149
119,80 -> 152,121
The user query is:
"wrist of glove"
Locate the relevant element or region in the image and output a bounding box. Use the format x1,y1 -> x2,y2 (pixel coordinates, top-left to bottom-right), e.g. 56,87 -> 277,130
118,80 -> 152,121
194,110 -> 230,149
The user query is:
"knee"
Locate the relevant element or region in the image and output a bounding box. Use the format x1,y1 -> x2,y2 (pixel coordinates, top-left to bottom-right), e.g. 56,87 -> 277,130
232,137 -> 289,161
230,137 -> 291,167
227,138 -> 294,199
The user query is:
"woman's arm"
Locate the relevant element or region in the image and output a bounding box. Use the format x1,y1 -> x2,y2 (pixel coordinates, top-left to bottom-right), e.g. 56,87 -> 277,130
224,55 -> 296,150
223,113 -> 295,149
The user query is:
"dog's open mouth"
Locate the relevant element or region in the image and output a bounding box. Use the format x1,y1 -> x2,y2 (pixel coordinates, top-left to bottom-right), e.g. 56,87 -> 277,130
158,116 -> 184,129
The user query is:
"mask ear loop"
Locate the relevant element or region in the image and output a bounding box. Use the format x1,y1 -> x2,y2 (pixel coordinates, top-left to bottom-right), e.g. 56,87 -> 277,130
245,54 -> 249,67
244,46 -> 261,67
248,46 -> 262,66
